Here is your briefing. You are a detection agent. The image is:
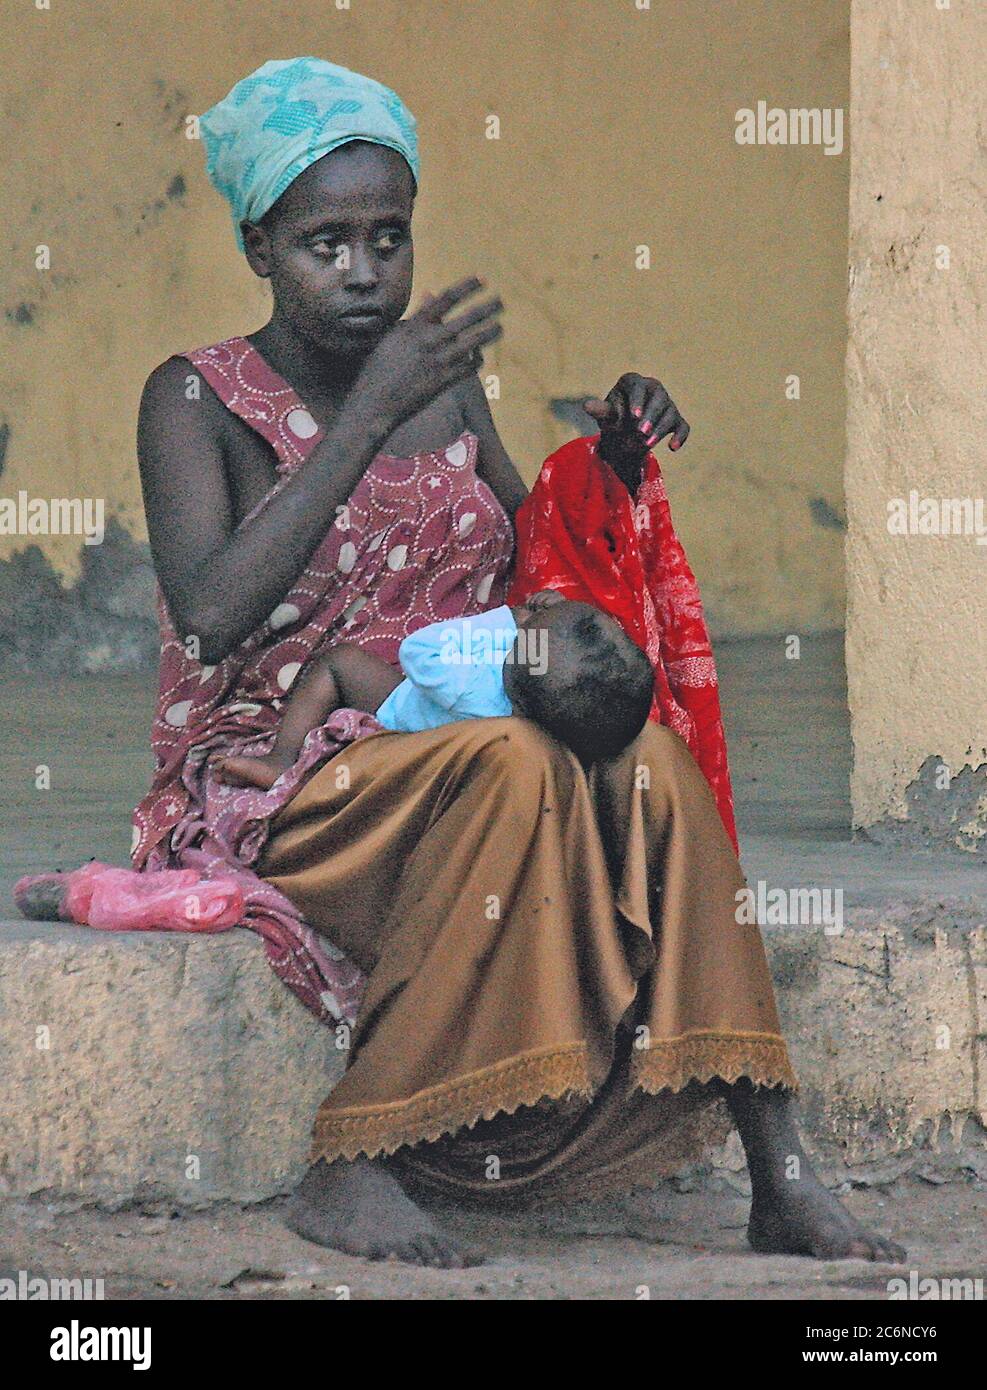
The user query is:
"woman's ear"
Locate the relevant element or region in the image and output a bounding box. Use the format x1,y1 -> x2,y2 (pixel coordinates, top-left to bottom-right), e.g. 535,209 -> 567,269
241,221 -> 273,278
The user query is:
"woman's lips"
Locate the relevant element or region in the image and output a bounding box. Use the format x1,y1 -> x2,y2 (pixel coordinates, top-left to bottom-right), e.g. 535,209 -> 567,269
337,309 -> 385,330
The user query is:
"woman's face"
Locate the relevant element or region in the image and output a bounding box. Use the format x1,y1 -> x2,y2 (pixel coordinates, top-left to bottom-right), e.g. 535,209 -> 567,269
241,140 -> 415,357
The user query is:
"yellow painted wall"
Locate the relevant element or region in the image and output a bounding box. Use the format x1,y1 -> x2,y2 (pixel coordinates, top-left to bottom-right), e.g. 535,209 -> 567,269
1,0 -> 849,636
846,0 -> 987,832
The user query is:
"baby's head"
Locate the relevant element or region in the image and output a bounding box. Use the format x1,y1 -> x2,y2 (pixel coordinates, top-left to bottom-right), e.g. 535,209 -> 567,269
504,591 -> 654,764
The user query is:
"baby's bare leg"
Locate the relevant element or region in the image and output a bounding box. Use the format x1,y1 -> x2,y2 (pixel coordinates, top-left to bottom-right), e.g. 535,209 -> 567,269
216,644 -> 401,789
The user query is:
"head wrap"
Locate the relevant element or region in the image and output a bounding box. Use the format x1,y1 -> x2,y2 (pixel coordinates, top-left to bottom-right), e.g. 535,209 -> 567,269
199,56 -> 419,251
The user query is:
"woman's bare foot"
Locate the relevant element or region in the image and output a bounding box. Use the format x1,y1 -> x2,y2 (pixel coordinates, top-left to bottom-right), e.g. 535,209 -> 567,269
748,1171 -> 906,1261
214,749 -> 295,790
284,1157 -> 477,1268
721,1078 -> 906,1262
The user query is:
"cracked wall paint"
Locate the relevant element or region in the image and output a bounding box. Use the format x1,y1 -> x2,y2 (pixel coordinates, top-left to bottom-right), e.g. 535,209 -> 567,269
0,519 -> 157,674
866,756 -> 987,855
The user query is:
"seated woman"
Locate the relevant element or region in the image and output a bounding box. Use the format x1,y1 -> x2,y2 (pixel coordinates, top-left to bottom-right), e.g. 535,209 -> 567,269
131,56 -> 904,1268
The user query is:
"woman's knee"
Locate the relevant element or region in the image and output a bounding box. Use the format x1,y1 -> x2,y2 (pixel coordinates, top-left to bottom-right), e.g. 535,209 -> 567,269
597,720 -> 706,802
464,716 -> 581,794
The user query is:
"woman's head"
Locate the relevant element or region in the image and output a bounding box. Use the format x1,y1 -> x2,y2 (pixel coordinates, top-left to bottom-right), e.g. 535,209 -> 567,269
199,57 -> 419,353
246,140 -> 415,354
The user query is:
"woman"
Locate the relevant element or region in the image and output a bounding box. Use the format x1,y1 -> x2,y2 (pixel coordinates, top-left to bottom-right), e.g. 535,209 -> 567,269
134,57 -> 903,1268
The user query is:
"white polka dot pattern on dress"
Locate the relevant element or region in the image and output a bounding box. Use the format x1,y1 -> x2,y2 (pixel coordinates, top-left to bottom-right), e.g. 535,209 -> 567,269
445,439 -> 468,468
269,602 -> 301,630
342,596 -> 368,626
165,700 -> 193,727
286,408 -> 319,439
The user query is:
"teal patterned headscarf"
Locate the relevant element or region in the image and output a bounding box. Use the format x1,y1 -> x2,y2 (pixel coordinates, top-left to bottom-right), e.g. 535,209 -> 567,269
199,56 -> 420,251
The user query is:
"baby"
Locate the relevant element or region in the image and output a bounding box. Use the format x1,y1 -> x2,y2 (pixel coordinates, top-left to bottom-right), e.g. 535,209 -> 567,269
215,590 -> 655,791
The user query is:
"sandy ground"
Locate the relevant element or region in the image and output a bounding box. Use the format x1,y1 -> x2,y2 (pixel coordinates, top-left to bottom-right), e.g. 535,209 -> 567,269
2,1175 -> 984,1300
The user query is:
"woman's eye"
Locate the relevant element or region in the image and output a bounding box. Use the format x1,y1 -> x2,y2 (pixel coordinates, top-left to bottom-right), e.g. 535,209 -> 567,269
310,232 -> 403,259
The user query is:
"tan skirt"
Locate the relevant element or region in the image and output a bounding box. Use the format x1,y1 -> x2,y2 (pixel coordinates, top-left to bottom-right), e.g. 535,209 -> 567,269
255,715 -> 796,1203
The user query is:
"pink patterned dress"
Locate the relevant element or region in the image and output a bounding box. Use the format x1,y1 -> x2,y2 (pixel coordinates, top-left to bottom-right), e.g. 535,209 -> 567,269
130,335 -> 514,1025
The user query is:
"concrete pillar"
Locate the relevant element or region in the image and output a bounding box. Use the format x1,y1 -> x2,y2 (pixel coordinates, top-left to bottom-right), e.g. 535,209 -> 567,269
845,0 -> 987,848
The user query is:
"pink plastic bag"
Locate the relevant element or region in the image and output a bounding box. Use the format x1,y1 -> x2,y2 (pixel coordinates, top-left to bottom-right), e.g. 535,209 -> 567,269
16,860 -> 244,933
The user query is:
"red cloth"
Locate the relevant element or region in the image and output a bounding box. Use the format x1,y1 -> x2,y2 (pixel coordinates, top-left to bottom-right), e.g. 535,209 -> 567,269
506,434 -> 738,853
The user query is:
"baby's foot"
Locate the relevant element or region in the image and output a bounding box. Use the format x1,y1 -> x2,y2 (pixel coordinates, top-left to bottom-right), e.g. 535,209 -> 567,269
214,750 -> 294,790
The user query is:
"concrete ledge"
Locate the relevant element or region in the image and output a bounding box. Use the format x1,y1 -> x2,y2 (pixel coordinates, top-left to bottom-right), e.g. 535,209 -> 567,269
1,906 -> 985,1205
0,924 -> 344,1205
773,904 -> 987,1177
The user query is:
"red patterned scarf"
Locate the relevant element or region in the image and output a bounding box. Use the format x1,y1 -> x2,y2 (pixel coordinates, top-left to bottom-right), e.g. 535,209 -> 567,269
506,434 -> 737,853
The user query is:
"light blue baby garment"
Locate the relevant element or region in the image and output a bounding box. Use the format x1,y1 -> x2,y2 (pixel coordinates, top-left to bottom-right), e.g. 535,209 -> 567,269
376,607 -> 518,732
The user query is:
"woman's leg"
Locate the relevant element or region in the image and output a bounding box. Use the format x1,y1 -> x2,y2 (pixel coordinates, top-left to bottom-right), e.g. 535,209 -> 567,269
722,1079 -> 905,1260
259,716 -> 902,1264
586,723 -> 905,1260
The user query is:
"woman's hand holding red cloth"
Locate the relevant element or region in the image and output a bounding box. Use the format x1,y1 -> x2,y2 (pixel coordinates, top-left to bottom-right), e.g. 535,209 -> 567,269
584,373 -> 690,495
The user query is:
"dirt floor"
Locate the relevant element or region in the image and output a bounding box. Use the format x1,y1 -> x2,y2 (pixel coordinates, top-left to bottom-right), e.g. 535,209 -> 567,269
2,1174 -> 984,1300
2,638 -> 985,1300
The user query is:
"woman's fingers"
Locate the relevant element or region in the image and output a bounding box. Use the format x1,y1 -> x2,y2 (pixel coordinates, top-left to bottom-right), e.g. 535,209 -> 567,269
445,320 -> 505,380
583,396 -> 618,427
646,409 -> 689,452
414,276 -> 485,323
443,295 -> 504,340
451,318 -> 504,356
644,402 -> 686,451
635,381 -> 667,439
583,398 -> 610,428
628,378 -> 690,452
669,417 -> 690,451
622,376 -> 650,423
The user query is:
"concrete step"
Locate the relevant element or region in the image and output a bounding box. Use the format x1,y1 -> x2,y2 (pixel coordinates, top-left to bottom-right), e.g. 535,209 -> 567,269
0,921 -> 345,1205
1,904 -> 984,1205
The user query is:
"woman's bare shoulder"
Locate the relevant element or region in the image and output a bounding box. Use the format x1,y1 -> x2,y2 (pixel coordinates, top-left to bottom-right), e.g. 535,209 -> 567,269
139,354 -> 229,441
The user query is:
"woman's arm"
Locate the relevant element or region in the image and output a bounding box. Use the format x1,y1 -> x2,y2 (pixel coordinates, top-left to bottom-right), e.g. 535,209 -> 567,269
457,372 -> 529,519
137,357 -> 395,666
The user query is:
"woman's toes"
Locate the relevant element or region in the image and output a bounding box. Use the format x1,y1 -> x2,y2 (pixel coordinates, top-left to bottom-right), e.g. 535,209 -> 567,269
435,1237 -> 472,1269
415,1235 -> 446,1266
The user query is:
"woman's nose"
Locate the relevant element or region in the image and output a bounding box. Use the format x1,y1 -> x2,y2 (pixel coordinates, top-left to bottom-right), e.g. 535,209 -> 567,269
344,243 -> 379,288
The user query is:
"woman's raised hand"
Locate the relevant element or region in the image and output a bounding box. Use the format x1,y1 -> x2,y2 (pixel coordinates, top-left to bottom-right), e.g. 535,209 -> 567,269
351,276 -> 503,434
584,374 -> 690,487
